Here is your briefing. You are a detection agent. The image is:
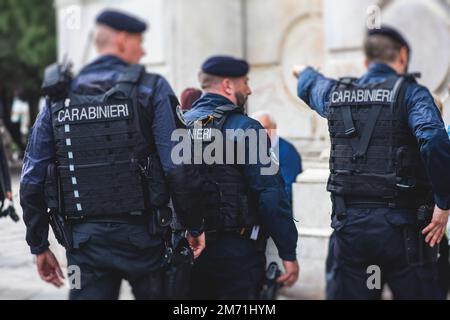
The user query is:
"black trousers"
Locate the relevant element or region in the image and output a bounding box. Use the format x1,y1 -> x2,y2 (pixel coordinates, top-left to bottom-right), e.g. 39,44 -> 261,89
326,207 -> 445,300
66,222 -> 166,300
189,233 -> 266,300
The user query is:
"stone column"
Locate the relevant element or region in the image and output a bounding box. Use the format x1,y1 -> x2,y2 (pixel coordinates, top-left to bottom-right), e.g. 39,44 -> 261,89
166,0 -> 244,94
246,0 -> 327,153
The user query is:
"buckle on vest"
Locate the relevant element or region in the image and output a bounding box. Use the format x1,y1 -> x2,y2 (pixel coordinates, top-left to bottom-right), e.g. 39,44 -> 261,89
396,179 -> 416,190
345,127 -> 356,137
203,115 -> 214,126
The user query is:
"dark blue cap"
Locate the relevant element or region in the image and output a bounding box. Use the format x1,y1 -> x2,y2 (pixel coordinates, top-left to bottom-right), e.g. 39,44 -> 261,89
201,55 -> 250,77
96,9 -> 147,33
367,25 -> 410,52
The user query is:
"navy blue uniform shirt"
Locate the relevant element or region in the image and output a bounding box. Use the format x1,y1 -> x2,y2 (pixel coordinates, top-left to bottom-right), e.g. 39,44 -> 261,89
184,93 -> 298,261
297,62 -> 450,210
21,55 -> 181,254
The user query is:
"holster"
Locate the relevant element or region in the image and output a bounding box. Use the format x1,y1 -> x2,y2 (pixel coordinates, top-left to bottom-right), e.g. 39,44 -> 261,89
330,194 -> 348,231
163,235 -> 194,299
404,204 -> 439,266
258,262 -> 282,300
45,163 -> 73,250
48,209 -> 73,250
144,154 -> 170,208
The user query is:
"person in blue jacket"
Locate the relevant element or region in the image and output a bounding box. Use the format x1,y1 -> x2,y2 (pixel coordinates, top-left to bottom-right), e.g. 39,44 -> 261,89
20,9 -> 205,300
251,111 -> 303,205
293,26 -> 450,299
184,55 -> 299,299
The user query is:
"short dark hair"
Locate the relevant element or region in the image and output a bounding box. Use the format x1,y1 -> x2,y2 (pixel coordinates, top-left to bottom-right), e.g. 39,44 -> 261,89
364,35 -> 404,63
198,72 -> 224,90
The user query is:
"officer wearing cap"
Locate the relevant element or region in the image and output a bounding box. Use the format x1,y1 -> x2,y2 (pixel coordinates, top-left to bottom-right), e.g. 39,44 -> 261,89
20,9 -> 205,300
183,55 -> 299,299
293,25 -> 450,299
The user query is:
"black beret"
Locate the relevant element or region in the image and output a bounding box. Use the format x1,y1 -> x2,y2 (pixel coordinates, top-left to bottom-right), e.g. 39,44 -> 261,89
201,55 -> 250,77
96,9 -> 147,33
367,25 -> 410,52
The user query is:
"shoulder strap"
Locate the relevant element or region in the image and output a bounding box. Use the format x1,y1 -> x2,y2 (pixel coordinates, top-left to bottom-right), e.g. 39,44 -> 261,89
117,64 -> 145,83
211,104 -> 244,129
211,104 -> 244,118
392,73 -> 418,116
104,64 -> 145,101
334,79 -> 359,151
353,75 -> 405,159
352,104 -> 383,158
337,77 -> 358,86
390,76 -> 407,114
185,104 -> 244,129
135,73 -> 161,151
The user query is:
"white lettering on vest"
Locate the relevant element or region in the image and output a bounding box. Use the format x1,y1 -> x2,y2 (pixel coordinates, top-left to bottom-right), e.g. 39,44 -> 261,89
331,89 -> 393,104
56,103 -> 131,123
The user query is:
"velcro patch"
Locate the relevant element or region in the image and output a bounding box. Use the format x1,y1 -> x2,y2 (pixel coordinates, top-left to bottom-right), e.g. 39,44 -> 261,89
56,99 -> 133,124
329,89 -> 393,106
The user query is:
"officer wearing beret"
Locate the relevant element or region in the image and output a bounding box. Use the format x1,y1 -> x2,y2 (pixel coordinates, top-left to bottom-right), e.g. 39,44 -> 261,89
183,55 -> 300,299
20,9 -> 205,300
293,25 -> 450,299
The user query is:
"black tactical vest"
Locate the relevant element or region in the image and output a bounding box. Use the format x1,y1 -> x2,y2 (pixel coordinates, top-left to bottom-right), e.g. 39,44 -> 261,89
327,75 -> 431,207
186,105 -> 259,230
50,65 -> 168,218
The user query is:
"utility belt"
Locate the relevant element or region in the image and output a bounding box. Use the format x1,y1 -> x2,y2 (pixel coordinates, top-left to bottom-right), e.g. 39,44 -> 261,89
205,226 -> 267,252
332,194 -> 422,216
47,202 -> 168,251
331,194 -> 426,224
64,212 -> 152,225
342,195 -> 421,209
206,226 -> 260,239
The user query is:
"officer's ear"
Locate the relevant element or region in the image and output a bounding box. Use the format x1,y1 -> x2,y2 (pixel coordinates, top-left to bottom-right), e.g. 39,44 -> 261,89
399,47 -> 409,72
115,32 -> 127,53
222,78 -> 234,96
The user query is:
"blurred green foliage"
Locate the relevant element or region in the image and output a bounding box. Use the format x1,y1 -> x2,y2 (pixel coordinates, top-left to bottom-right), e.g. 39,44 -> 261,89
0,0 -> 56,124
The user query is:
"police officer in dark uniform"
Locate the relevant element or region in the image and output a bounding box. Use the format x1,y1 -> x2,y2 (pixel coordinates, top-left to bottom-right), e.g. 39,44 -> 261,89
183,56 -> 299,299
293,26 -> 450,299
20,9 -> 205,300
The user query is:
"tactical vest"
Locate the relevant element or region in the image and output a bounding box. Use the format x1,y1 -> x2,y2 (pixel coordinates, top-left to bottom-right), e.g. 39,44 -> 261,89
186,105 -> 259,231
49,65 -> 169,218
327,75 -> 431,208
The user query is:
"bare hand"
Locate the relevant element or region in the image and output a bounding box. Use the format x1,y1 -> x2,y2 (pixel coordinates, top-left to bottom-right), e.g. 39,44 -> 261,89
276,260 -> 299,287
36,249 -> 64,287
187,232 -> 206,259
6,191 -> 12,201
422,206 -> 450,248
292,65 -> 308,79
